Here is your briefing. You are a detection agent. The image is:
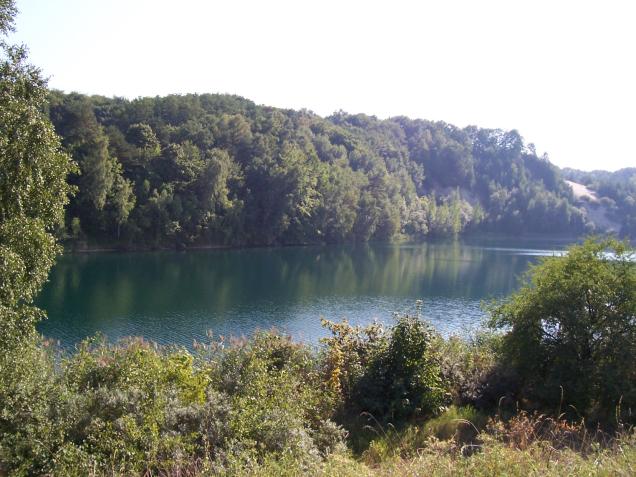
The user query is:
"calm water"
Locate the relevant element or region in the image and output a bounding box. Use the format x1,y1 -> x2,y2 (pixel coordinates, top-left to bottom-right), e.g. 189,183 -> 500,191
36,237 -> 572,349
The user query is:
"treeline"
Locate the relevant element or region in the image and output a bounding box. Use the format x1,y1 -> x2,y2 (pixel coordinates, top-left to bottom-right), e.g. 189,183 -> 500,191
47,92 -> 591,248
563,167 -> 636,237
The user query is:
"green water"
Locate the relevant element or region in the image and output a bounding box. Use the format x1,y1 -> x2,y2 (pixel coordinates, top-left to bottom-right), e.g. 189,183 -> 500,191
36,237 -> 571,348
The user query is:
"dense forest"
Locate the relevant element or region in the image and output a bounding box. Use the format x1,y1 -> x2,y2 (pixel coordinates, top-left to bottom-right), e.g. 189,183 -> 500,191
46,91 -> 624,249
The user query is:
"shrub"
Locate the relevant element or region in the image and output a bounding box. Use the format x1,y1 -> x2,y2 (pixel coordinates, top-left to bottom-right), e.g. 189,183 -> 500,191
204,331 -> 344,464
322,314 -> 448,426
320,318 -> 388,411
435,332 -> 500,406
434,332 -> 522,415
56,338 -> 210,474
0,336 -> 62,476
357,314 -> 448,422
490,238 -> 636,423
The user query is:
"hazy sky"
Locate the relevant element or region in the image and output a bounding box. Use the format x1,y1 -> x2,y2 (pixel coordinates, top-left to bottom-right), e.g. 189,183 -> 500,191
10,0 -> 636,171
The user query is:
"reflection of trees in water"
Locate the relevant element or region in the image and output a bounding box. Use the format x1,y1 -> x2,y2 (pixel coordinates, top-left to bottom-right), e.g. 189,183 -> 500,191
38,242 -> 536,325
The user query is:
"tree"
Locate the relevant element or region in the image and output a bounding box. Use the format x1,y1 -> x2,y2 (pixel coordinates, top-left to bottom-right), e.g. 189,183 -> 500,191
0,1 -> 74,469
43,90 -> 624,247
312,163 -> 360,242
50,94 -> 114,213
490,238 -> 636,423
106,163 -> 135,239
194,148 -> 242,242
0,1 -> 74,328
244,142 -> 318,245
124,122 -> 161,170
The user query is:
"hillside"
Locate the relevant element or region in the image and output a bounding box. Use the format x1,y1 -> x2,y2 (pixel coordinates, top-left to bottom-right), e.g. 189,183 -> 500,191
46,92 -> 632,247
563,168 -> 636,237
564,180 -> 621,234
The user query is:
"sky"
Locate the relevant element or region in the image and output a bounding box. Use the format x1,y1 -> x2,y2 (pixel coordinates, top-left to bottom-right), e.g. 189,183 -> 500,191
10,0 -> 636,171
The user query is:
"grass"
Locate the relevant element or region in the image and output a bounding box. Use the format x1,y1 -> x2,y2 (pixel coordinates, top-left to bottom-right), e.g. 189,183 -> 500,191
131,409 -> 636,476
185,421 -> 636,477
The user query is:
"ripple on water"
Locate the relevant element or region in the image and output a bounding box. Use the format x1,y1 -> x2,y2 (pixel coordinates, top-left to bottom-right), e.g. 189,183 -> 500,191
36,240 -> 569,349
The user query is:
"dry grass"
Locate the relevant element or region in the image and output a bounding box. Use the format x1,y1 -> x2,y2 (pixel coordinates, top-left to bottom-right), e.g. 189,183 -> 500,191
369,410 -> 635,476
195,412 -> 636,477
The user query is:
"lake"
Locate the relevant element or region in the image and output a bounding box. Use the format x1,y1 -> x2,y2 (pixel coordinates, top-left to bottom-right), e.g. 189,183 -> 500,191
36,237 -> 572,349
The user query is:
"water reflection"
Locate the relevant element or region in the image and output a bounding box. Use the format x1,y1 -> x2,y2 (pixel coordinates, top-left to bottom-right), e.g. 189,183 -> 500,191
36,238 -> 571,348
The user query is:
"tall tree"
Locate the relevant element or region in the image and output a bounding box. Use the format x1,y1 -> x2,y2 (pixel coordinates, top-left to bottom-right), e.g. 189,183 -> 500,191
0,1 -> 74,469
106,162 -> 135,239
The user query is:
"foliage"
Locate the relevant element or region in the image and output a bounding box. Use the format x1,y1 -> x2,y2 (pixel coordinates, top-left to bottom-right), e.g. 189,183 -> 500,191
4,324 -> 633,476
0,1 -> 74,473
431,331 -> 522,413
563,167 -> 636,237
43,91 -> 603,249
490,238 -> 636,423
322,312 -> 448,426
0,332 -> 351,475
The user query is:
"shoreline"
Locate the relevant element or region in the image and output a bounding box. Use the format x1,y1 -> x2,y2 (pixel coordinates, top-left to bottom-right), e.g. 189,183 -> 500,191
62,232 -> 594,255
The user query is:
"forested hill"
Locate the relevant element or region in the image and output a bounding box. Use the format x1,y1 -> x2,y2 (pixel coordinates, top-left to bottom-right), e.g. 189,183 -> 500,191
562,167 -> 636,237
46,91 -> 627,248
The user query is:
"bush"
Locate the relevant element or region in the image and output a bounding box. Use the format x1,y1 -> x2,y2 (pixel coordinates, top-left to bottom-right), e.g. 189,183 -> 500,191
358,314 -> 448,422
322,313 -> 448,426
490,238 -> 636,423
1,316 -> 634,474
0,328 -> 355,475
53,332 -> 347,474
0,335 -> 62,476
55,338 -> 212,474
320,318 -> 388,411
435,332 -> 501,407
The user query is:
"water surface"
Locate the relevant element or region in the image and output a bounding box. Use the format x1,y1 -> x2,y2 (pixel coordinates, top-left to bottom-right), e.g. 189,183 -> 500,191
36,237 -> 572,348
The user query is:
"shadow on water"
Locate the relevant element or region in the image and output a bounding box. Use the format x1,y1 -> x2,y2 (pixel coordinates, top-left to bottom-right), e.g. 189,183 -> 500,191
36,237 -> 572,348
